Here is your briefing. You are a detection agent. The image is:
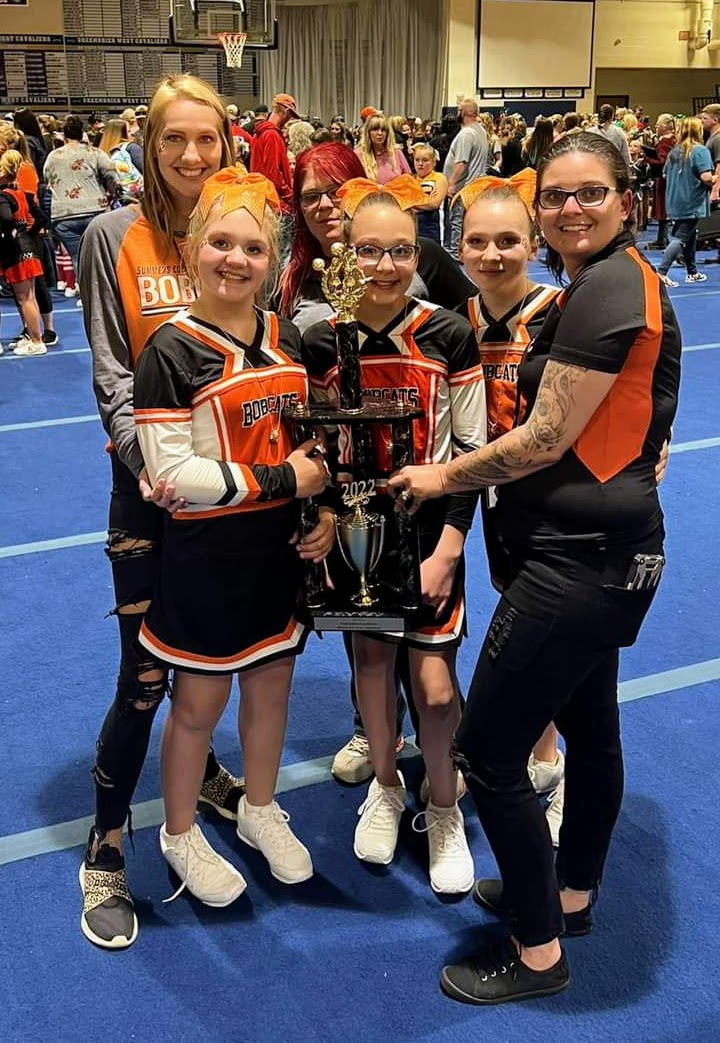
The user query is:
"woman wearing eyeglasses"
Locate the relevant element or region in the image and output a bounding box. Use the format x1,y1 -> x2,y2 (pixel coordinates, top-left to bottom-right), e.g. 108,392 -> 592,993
389,134 -> 681,1004
280,142 -> 474,335
302,176 -> 487,894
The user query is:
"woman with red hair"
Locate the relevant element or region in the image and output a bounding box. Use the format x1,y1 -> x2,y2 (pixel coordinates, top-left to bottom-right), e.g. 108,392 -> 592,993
281,142 -> 474,333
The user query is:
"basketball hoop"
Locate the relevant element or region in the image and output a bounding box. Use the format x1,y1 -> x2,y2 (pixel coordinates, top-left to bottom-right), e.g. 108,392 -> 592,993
218,31 -> 247,68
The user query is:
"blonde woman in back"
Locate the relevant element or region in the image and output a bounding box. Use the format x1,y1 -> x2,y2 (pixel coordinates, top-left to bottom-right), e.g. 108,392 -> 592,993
355,113 -> 410,184
656,116 -> 715,286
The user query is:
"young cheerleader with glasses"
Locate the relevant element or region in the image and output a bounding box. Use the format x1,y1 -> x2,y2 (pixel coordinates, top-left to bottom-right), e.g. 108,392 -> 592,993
301,175 -> 487,894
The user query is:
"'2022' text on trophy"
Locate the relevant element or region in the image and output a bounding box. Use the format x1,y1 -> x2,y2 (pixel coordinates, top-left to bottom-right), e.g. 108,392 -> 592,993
286,242 -> 424,631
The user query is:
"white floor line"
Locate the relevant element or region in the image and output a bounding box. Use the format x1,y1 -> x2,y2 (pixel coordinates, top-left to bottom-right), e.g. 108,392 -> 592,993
0,660 -> 718,866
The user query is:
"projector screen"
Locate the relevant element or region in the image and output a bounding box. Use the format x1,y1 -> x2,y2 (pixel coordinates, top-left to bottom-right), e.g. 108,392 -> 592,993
478,0 -> 595,89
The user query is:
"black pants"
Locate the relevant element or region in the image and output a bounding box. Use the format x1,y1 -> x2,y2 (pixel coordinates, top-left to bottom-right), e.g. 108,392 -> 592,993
93,453 -> 175,832
454,535 -> 661,947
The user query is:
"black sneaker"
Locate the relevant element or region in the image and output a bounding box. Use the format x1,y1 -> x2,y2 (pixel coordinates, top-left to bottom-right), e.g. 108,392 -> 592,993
79,829 -> 138,949
197,764 -> 246,821
472,878 -> 593,937
441,938 -> 569,1005
42,330 -> 59,346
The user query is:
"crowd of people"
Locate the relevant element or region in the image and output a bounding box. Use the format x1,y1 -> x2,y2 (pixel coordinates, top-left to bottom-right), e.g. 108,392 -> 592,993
1,79 -> 684,1009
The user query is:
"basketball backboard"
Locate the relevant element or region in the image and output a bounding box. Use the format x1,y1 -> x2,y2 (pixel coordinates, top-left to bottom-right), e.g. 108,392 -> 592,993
170,0 -> 277,48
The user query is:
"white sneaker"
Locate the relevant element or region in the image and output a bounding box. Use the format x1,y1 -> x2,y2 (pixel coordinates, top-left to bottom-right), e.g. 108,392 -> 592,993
419,771 -> 467,805
354,773 -> 406,865
332,734 -> 373,784
13,336 -> 47,356
0,342 -> 3,356
413,802 -> 474,894
236,796 -> 313,884
64,286 -> 78,297
528,750 -> 564,794
685,272 -> 707,283
657,272 -> 678,288
545,776 -> 565,848
56,280 -> 67,291
160,822 -> 247,907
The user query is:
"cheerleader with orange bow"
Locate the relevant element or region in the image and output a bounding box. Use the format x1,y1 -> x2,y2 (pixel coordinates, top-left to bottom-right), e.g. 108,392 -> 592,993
302,174 -> 488,894
133,170 -> 333,905
454,168 -> 566,841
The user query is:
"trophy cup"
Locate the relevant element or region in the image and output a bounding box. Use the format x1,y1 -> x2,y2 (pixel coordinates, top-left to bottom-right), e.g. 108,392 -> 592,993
337,494 -> 385,607
286,243 -> 424,631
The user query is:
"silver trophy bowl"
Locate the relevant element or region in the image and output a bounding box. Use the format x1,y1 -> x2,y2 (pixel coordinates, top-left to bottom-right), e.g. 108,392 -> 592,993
337,506 -> 386,607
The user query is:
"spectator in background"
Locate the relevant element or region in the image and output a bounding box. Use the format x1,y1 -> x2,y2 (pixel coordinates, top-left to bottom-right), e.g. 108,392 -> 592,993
134,104 -> 148,147
498,115 -> 526,178
99,119 -> 144,200
589,104 -> 630,169
355,113 -> 411,183
443,98 -> 488,257
226,103 -> 252,164
12,109 -> 47,179
700,104 -> 720,261
522,115 -> 554,170
411,142 -> 448,244
628,138 -> 651,230
646,114 -> 676,249
329,116 -> 354,148
250,92 -> 299,264
43,114 -> 118,276
286,119 -> 315,160
479,113 -> 502,172
656,116 -> 714,287
120,108 -> 140,142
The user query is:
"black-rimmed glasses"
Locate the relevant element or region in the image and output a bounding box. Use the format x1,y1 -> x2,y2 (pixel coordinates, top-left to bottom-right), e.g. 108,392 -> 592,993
354,244 -> 420,264
537,186 -> 620,210
299,187 -> 342,210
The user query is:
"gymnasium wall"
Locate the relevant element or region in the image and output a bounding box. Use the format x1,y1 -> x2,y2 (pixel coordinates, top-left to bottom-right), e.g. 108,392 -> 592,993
0,0 -> 714,118
0,0 -> 256,113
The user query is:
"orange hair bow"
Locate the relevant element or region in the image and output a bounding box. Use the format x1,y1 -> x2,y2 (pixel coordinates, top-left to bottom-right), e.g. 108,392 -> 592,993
337,174 -> 428,218
455,167 -> 537,215
192,167 -> 280,228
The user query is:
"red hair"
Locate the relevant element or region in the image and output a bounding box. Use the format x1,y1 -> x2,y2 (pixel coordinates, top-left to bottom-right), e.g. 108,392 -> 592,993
279,142 -> 365,316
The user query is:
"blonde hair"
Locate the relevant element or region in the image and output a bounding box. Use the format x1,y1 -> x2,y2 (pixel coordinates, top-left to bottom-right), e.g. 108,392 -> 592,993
185,196 -> 280,309
286,120 -> 314,158
677,116 -> 705,160
357,115 -> 401,181
412,143 -> 436,165
0,148 -> 24,183
142,74 -> 235,246
99,119 -> 130,154
622,113 -> 638,136
0,122 -> 29,163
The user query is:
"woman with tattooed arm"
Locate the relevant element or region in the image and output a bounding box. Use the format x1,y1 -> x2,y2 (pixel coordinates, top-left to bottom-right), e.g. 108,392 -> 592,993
389,133 -> 681,1005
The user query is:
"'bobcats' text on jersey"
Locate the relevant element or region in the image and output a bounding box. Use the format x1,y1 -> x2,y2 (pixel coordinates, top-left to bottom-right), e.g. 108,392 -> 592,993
459,285 -> 559,441
134,308 -> 307,520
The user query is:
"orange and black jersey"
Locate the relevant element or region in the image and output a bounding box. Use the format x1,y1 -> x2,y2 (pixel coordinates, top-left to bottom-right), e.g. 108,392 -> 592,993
498,232 -> 681,543
302,298 -> 487,535
134,308 -> 308,518
457,285 -> 559,441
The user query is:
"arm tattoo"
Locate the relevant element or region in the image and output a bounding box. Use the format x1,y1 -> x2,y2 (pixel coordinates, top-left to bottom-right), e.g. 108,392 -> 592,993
448,361 -> 588,487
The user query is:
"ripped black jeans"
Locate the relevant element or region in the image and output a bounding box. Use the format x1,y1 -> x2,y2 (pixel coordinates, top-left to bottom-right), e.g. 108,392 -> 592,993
454,535 -> 662,947
93,452 -> 167,833
93,454 -> 222,834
